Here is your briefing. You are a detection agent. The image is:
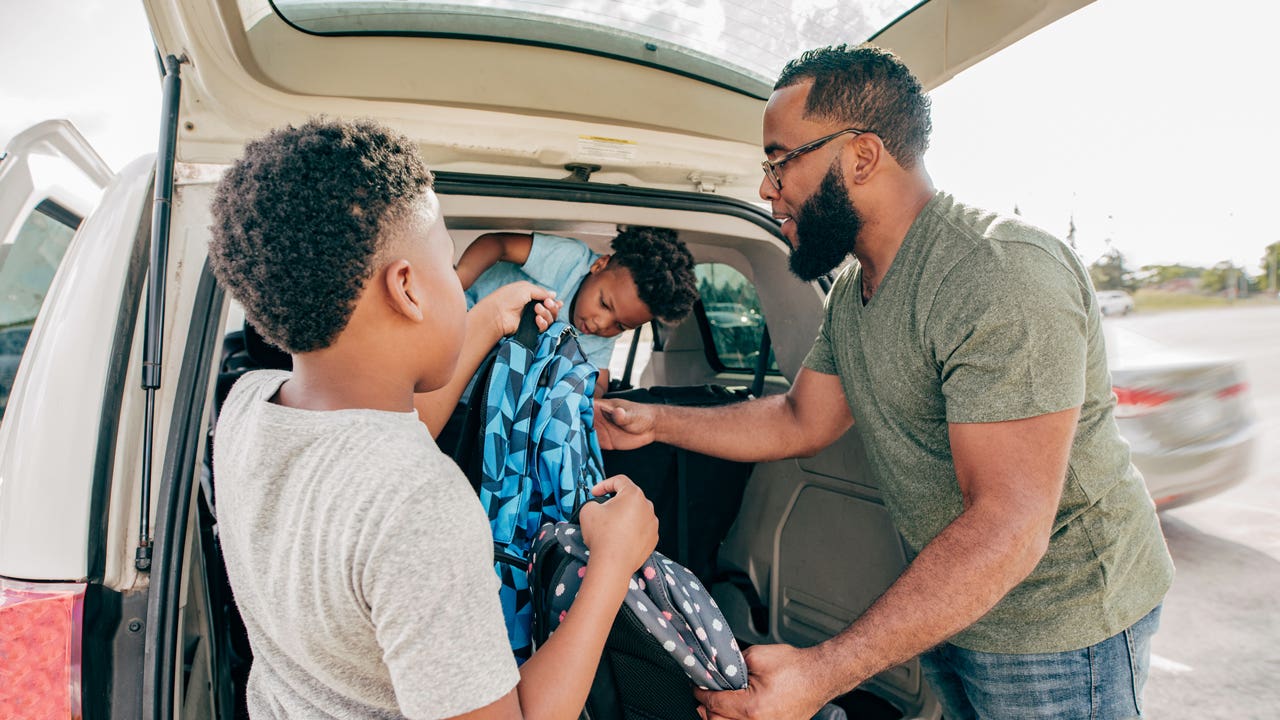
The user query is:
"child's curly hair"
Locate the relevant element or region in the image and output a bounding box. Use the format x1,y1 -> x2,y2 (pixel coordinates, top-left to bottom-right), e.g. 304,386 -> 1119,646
608,226 -> 698,323
209,118 -> 432,353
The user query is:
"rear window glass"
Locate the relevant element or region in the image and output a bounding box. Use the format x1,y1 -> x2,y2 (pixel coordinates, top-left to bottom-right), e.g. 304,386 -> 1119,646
264,0 -> 921,97
0,200 -> 80,423
696,263 -> 777,373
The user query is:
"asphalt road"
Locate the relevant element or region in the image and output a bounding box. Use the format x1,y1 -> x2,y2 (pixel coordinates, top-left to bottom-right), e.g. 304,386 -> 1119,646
1109,305 -> 1280,719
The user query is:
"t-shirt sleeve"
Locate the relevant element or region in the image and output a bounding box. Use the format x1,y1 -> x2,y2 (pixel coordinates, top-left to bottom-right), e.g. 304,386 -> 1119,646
360,489 -> 518,719
580,334 -> 617,370
928,244 -> 1089,424
523,232 -> 597,292
801,265 -> 853,375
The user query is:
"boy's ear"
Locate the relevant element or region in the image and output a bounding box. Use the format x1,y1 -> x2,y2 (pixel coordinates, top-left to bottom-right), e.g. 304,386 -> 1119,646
590,254 -> 612,274
382,259 -> 425,322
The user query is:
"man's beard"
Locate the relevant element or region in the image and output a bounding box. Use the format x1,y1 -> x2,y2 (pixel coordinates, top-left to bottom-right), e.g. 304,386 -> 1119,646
788,163 -> 863,281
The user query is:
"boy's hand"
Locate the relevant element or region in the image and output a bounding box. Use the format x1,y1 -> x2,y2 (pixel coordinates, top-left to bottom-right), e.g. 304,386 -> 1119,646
474,281 -> 561,337
579,475 -> 657,575
594,399 -> 657,451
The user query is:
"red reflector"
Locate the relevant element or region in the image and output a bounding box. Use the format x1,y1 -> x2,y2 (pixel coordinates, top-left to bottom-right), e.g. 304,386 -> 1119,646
0,578 -> 85,719
1113,386 -> 1177,407
1217,383 -> 1248,399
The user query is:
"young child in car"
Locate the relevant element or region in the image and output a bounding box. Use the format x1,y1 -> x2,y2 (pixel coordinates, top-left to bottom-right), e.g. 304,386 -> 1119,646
455,227 -> 699,397
209,118 -> 658,720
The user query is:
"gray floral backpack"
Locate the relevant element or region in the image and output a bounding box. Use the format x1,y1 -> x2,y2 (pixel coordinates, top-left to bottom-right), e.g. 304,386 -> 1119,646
530,519 -> 747,719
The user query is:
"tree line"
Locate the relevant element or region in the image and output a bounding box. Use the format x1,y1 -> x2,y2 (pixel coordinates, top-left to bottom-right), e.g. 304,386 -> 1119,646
1089,241 -> 1280,295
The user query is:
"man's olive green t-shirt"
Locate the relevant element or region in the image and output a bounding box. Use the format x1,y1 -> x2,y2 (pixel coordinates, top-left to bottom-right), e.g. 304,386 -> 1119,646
803,192 -> 1173,653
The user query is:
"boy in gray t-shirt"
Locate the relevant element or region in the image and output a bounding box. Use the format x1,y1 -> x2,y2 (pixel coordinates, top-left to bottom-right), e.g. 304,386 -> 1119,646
209,119 -> 658,719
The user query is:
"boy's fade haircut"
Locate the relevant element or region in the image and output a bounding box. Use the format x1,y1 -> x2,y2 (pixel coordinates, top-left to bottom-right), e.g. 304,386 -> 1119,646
775,43 -> 932,169
209,118 -> 433,353
608,226 -> 698,323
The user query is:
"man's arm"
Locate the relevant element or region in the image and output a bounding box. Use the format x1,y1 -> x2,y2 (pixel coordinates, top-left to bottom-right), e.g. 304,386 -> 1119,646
455,232 -> 535,290
595,367 -> 852,461
695,406 -> 1079,720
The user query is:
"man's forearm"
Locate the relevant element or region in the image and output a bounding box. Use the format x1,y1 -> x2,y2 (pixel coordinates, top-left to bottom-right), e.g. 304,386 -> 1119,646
809,501 -> 1051,698
651,394 -> 823,462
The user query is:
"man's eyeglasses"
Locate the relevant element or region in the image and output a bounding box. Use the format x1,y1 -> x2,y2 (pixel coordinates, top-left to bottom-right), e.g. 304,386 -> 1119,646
761,127 -> 871,191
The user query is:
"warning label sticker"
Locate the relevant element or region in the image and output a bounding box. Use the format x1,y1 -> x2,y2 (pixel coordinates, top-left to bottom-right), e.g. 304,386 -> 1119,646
576,136 -> 638,162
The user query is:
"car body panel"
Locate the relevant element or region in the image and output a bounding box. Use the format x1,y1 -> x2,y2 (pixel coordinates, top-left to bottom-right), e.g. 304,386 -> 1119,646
0,120 -> 112,245
145,0 -> 1092,201
1106,326 -> 1257,509
0,124 -> 138,581
872,0 -> 1094,93
1132,426 -> 1255,509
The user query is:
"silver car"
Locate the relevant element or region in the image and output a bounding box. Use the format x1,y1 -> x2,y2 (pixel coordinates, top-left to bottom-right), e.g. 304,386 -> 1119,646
1097,290 -> 1136,316
1107,327 -> 1257,509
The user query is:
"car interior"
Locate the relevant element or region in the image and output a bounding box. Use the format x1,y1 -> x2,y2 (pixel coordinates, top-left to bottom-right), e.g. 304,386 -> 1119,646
173,178 -> 930,719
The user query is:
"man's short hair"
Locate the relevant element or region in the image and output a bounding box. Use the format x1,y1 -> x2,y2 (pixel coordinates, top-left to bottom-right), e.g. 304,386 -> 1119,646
775,44 -> 932,168
209,118 -> 432,353
608,226 -> 698,323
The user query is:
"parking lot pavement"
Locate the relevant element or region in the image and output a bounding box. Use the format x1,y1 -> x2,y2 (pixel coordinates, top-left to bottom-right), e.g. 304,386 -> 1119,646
1112,306 -> 1280,719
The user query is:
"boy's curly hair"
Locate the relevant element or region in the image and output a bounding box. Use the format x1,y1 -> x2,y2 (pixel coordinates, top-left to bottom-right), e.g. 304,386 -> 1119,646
608,226 -> 697,323
209,118 -> 432,353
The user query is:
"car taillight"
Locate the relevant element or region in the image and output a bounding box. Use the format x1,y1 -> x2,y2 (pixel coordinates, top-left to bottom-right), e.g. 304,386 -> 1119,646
0,578 -> 85,719
1112,386 -> 1177,417
1216,382 -> 1248,400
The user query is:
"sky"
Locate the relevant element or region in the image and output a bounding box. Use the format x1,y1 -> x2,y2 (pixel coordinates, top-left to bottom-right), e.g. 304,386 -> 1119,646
3,0 -> 1278,275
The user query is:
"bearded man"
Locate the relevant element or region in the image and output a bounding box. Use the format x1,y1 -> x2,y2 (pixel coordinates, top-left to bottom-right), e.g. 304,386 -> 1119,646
596,44 -> 1172,720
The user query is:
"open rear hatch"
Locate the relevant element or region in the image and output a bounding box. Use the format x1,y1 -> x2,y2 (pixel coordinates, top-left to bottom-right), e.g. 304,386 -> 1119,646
146,0 -> 1093,199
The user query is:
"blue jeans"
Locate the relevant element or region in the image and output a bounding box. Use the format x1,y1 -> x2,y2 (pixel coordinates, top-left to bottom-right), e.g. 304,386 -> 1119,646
919,605 -> 1161,719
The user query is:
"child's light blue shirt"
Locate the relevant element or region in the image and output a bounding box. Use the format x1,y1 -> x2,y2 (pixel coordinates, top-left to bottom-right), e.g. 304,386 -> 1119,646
465,232 -> 616,369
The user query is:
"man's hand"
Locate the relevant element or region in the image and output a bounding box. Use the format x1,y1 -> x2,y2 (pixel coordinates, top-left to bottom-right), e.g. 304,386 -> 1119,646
472,281 -> 561,338
594,398 -> 657,451
693,644 -> 836,720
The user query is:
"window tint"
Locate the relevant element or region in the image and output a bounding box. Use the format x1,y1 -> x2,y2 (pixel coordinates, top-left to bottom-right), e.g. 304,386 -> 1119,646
0,200 -> 81,423
695,263 -> 777,373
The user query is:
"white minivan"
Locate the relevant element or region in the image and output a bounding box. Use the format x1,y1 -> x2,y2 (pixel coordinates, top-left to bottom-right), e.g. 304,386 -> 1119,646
0,1 -> 1092,717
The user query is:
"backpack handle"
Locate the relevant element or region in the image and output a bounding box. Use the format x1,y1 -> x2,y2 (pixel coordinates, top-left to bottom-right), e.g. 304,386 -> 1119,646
514,300 -> 544,350
569,494 -> 610,524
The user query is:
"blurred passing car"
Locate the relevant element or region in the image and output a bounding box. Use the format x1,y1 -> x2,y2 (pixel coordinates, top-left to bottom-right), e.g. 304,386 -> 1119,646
1097,290 -> 1135,316
1107,327 -> 1257,509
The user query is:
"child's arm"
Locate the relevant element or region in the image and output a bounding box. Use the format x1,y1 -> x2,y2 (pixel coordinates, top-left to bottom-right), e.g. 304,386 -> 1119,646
446,476 -> 656,720
414,281 -> 560,436
593,369 -> 611,398
455,232 -> 535,290
513,475 -> 658,719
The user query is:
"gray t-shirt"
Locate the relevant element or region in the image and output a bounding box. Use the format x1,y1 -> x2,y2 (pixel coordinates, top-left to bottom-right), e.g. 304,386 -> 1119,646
214,370 -> 519,719
804,192 -> 1173,653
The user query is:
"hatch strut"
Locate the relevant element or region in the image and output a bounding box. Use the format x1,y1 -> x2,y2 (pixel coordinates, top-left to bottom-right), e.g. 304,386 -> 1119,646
136,53 -> 186,572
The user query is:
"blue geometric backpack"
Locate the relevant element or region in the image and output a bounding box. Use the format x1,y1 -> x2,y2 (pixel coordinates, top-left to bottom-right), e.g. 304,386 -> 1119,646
449,302 -> 605,662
